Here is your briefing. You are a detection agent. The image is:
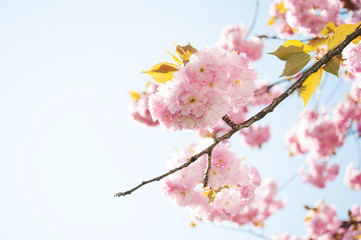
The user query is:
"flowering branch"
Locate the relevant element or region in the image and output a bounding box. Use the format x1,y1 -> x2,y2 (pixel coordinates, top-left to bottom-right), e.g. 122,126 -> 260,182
114,26 -> 361,198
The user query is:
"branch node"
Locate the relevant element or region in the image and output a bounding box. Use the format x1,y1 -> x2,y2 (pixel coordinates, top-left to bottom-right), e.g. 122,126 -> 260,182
222,115 -> 238,129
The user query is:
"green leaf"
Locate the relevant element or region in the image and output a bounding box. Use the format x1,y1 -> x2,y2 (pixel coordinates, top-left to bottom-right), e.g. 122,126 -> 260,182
323,56 -> 341,77
269,40 -> 311,61
142,62 -> 179,84
280,53 -> 311,77
327,23 -> 360,50
299,68 -> 323,106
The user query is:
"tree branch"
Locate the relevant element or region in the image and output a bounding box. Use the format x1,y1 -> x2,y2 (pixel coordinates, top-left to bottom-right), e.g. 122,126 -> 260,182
114,27 -> 361,198
203,152 -> 213,187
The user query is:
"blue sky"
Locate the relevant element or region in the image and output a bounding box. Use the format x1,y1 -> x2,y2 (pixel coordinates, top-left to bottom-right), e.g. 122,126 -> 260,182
0,0 -> 360,239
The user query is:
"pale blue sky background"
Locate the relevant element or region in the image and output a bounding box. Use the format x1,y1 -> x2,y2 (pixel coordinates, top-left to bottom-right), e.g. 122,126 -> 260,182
0,0 -> 360,239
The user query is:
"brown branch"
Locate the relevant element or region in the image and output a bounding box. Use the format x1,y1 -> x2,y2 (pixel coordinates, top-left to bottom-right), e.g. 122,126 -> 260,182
222,115 -> 238,129
203,152 -> 213,187
114,27 -> 361,198
340,220 -> 361,228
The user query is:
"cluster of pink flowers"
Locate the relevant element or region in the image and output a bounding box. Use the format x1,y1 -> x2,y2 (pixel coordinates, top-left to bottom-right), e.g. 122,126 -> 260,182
240,124 -> 271,148
342,204 -> 361,238
286,109 -> 345,160
232,179 -> 286,227
268,0 -> 295,39
160,141 -> 283,225
128,82 -> 159,127
344,162 -> 361,190
270,203 -> 361,239
284,105 -> 361,188
269,0 -> 343,37
197,81 -> 281,147
305,201 -> 342,239
342,42 -> 361,79
218,24 -> 264,61
149,46 -> 257,131
299,156 -> 339,188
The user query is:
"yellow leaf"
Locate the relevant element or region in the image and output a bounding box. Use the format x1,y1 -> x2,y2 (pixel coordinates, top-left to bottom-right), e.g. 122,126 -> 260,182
182,50 -> 192,63
142,62 -> 179,84
304,216 -> 311,222
129,91 -> 141,101
189,222 -> 196,227
280,52 -> 311,77
275,1 -> 287,14
308,38 -> 327,51
323,56 -> 341,77
299,68 -> 323,106
176,43 -> 198,64
268,16 -> 276,26
356,234 -> 361,239
269,40 -> 311,61
320,22 -> 337,36
327,23 -> 360,50
165,50 -> 182,65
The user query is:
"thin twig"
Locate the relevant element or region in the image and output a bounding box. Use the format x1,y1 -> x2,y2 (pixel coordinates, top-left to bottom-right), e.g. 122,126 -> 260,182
256,35 -> 282,40
256,34 -> 314,43
247,0 -> 260,38
114,27 -> 361,198
203,152 -> 213,187
277,172 -> 299,194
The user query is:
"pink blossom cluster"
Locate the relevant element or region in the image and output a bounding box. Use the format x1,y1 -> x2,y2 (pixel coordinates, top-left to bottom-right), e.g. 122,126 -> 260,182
232,179 -> 286,227
270,203 -> 361,239
149,46 -> 257,131
342,204 -> 361,238
159,141 -> 283,225
128,82 -> 159,127
344,162 -> 361,190
269,0 -> 343,37
305,201 -> 342,239
197,82 -> 282,147
299,156 -> 339,188
285,109 -> 345,159
240,124 -> 271,148
218,24 -> 264,61
342,42 -> 361,78
268,0 -> 295,39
